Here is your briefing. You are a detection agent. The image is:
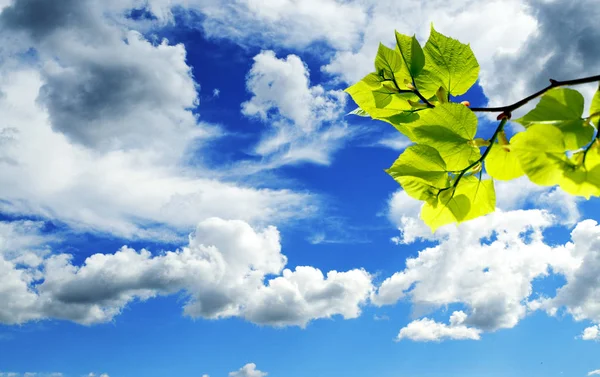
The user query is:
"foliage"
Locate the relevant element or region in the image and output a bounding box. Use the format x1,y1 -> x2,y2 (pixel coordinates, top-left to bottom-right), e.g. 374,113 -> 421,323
346,25 -> 600,231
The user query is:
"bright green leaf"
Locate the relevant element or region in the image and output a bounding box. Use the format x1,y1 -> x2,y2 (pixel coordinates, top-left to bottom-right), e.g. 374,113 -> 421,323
514,88 -> 593,150
409,102 -> 480,171
590,85 -> 600,127
511,124 -> 569,186
422,25 -> 480,96
485,141 -> 525,181
375,43 -> 403,81
560,143 -> 600,198
394,32 -> 425,80
386,144 -> 449,201
421,176 -> 495,231
345,79 -> 418,123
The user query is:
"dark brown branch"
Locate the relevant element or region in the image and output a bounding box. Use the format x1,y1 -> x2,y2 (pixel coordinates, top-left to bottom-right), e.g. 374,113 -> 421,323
470,74 -> 600,114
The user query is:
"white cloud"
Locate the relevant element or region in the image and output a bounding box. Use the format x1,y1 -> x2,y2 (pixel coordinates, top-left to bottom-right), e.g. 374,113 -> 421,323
183,0 -> 366,50
375,209 -> 558,332
0,1 -> 320,240
589,370 -> 600,376
0,218 -> 372,326
582,325 -> 600,341
530,220 -> 600,325
241,50 -> 349,167
322,0 -> 536,92
1,0 -> 201,153
397,312 -> 481,342
380,192 -> 600,342
386,190 -> 434,245
0,68 -> 314,240
229,364 -> 267,377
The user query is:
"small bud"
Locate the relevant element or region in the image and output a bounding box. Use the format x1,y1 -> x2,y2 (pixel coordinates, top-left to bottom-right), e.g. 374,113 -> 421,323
460,101 -> 470,107
436,86 -> 448,103
407,99 -> 428,108
497,131 -> 509,146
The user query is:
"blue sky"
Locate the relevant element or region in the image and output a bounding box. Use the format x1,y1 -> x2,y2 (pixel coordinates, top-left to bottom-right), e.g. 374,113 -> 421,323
1,0 -> 600,376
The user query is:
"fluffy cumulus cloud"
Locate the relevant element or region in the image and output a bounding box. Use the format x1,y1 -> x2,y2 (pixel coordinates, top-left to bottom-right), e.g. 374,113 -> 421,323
381,185 -> 600,341
229,364 -> 267,377
397,312 -> 481,342
162,0 -> 599,119
181,0 -> 366,50
0,0 -> 201,152
0,0 -> 319,240
0,218 -> 372,326
582,325 -> 600,341
374,209 -> 559,336
530,220 -> 600,326
487,0 -> 600,110
241,50 -> 348,167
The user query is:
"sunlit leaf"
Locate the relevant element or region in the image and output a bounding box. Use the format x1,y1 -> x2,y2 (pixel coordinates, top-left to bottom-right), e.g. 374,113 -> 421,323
375,43 -> 403,80
590,85 -> 600,127
514,88 -> 594,150
421,176 -> 495,231
395,32 -> 425,81
511,124 -> 569,186
422,25 -> 479,96
409,103 -> 480,170
560,143 -> 600,198
345,79 -> 418,123
485,137 -> 525,181
386,144 -> 449,200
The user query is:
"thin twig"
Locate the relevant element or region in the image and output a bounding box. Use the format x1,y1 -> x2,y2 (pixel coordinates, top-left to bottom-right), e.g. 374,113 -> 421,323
470,74 -> 600,113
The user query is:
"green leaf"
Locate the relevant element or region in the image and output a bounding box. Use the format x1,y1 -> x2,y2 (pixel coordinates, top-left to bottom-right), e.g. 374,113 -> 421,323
422,25 -> 480,96
375,43 -> 403,81
514,88 -> 594,150
421,176 -> 495,232
380,112 -> 421,135
511,124 -> 569,186
395,32 -> 425,80
560,143 -> 600,198
590,85 -> 600,127
345,79 -> 418,122
386,144 -> 449,201
409,102 -> 480,171
485,141 -> 525,181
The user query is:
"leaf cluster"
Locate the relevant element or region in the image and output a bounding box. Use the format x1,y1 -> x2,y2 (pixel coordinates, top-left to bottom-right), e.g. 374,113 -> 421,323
346,26 -> 600,231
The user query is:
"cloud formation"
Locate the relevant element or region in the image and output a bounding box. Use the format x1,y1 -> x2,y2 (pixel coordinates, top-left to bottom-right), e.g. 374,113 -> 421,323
397,312 -> 481,342
0,218 -> 373,326
242,50 -> 349,167
229,364 -> 267,377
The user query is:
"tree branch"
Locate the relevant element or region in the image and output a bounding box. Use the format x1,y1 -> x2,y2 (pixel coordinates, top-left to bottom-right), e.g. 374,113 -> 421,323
470,74 -> 600,114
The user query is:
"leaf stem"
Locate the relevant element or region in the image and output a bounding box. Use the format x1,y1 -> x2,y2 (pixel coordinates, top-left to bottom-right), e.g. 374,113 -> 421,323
438,117 -> 508,195
413,89 -> 434,108
470,74 -> 600,113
